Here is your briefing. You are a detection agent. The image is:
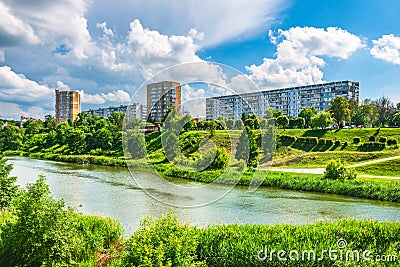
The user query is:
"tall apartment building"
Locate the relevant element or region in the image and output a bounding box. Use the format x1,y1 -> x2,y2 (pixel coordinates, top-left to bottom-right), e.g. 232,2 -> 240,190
55,89 -> 81,122
83,104 -> 147,122
206,81 -> 359,120
147,81 -> 181,122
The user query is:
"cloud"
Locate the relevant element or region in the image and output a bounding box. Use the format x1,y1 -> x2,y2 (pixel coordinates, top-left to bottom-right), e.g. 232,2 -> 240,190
96,21 -> 113,36
101,89 -> 130,102
370,34 -> 400,65
77,89 -> 131,104
245,26 -> 365,89
0,66 -> 53,103
88,0 -> 288,47
1,0 -> 94,59
0,101 -> 48,120
0,2 -> 39,46
181,84 -> 206,118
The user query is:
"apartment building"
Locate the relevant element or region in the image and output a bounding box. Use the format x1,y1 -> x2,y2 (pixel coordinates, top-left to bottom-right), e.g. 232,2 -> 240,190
206,81 -> 359,120
147,81 -> 181,122
55,89 -> 81,122
83,103 -> 147,121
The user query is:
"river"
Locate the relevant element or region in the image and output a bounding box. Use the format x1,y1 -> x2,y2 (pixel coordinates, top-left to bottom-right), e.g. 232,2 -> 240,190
8,156 -> 400,235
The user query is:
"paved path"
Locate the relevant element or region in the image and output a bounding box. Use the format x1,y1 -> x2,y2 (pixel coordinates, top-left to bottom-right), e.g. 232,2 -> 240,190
264,155 -> 400,179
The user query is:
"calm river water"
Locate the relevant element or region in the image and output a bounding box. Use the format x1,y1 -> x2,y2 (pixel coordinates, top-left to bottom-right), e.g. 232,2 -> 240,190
8,157 -> 400,235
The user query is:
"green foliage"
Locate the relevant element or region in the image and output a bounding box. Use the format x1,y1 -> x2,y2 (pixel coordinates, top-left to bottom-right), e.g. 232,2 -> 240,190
162,132 -> 180,161
288,117 -> 305,129
23,119 -> 44,135
235,128 -> 249,162
197,220 -> 400,267
387,138 -> 398,146
119,213 -> 203,267
358,142 -> 386,152
0,126 -> 23,151
353,137 -> 360,144
298,106 -> 316,128
276,115 -> 289,129
324,160 -> 356,180
210,148 -> 229,170
369,135 -> 376,142
0,176 -> 122,266
0,156 -> 19,209
127,131 -> 146,159
278,135 -> 296,146
310,110 -> 334,129
328,96 -> 351,127
379,137 -> 387,143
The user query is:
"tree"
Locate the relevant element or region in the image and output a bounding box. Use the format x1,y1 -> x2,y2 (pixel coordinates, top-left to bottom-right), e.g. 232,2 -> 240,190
127,132 -> 146,159
375,96 -> 395,126
235,128 -> 249,162
0,126 -> 23,151
162,132 -> 180,161
0,156 -> 19,209
65,128 -> 87,154
328,96 -> 351,128
235,127 -> 258,167
311,111 -> 334,129
276,115 -> 289,129
299,107 -> 317,128
226,119 -> 235,130
233,119 -> 244,130
266,107 -> 283,119
289,117 -> 305,129
210,148 -> 229,170
44,115 -> 58,131
23,119 -> 44,135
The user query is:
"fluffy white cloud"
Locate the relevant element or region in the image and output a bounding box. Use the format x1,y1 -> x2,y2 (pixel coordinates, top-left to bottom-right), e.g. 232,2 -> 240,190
245,27 -> 365,89
77,89 -> 131,104
181,84 -> 206,118
370,34 -> 400,65
1,0 -> 94,59
0,66 -> 53,103
0,2 -> 39,46
96,22 -> 113,36
0,102 -> 48,120
101,89 -> 130,102
89,0 -> 287,47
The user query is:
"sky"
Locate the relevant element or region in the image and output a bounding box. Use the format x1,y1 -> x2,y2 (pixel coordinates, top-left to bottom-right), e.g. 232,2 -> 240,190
1,0 -> 400,119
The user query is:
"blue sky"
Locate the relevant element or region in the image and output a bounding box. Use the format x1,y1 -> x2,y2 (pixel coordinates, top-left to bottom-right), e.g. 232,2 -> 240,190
1,0 -> 400,119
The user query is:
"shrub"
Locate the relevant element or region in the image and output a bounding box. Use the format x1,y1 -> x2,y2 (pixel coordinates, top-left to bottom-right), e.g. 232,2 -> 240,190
353,137 -> 360,144
334,140 -> 340,146
120,213 -> 204,266
0,176 -> 123,266
358,142 -> 386,152
369,136 -> 376,142
323,160 -> 356,180
279,135 -> 296,146
387,138 -> 398,146
379,137 -> 387,143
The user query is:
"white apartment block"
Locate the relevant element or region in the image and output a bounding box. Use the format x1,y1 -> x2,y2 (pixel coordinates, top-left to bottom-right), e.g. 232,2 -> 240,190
206,81 -> 359,120
83,103 -> 147,122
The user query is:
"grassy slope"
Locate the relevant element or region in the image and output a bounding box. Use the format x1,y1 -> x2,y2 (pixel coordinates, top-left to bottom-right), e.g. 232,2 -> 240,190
273,128 -> 400,168
351,158 -> 400,177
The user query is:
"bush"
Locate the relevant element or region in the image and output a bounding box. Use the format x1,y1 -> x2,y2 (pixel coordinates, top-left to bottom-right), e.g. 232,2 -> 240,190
387,138 -> 398,146
334,140 -> 340,146
323,160 -> 356,180
279,135 -> 296,146
353,137 -> 361,144
0,176 -> 123,266
120,213 -> 204,267
369,136 -> 376,142
358,142 -> 386,152
379,137 -> 387,143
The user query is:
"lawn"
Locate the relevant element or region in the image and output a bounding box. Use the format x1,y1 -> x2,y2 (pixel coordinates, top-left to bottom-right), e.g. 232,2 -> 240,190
351,158 -> 400,177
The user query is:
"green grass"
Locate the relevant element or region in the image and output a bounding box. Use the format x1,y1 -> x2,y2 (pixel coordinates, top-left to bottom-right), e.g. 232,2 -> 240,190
272,147 -> 400,168
117,213 -> 400,267
351,158 -> 400,177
